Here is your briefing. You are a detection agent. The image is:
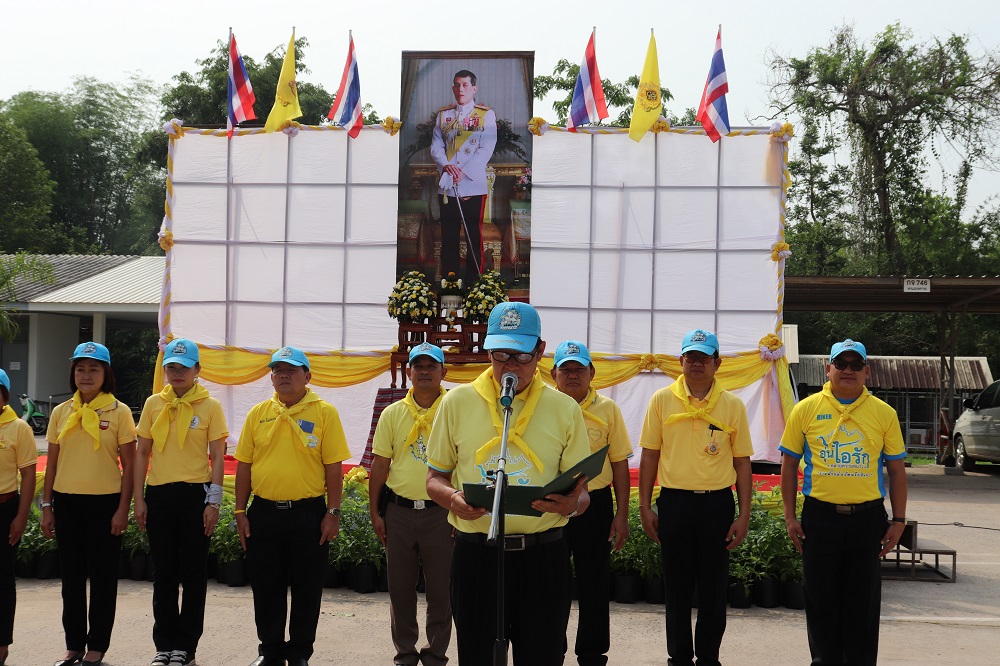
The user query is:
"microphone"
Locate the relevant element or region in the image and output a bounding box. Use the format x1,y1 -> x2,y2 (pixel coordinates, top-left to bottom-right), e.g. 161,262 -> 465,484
499,372 -> 518,407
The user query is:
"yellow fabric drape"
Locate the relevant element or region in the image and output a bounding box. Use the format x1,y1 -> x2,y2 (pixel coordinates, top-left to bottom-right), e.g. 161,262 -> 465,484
151,343 -> 796,421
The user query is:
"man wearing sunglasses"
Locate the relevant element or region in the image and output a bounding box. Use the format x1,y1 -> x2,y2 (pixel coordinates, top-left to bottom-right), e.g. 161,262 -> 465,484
637,329 -> 753,666
426,301 -> 591,665
779,339 -> 907,666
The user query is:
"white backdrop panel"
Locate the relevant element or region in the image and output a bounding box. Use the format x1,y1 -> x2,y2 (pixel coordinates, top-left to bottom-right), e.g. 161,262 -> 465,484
529,187 -> 590,245
170,186 -> 227,241
591,251 -> 653,310
593,133 -> 656,187
659,189 -> 719,249
290,132 -> 347,183
230,245 -> 284,302
593,189 -> 654,249
348,130 -> 400,185
529,249 -> 591,308
170,245 -> 227,302
657,133 -> 719,187
287,186 -> 346,243
720,134 -> 777,187
344,246 -> 398,305
348,187 -> 400,243
232,133 -> 289,184
232,186 -> 287,243
717,254 -> 780,312
587,309 -> 652,353
172,136 -> 226,183
285,306 -> 344,349
532,130 -> 592,186
720,189 -> 780,249
230,303 -> 284,348
169,303 -> 226,346
285,247 -> 345,303
653,252 -> 718,310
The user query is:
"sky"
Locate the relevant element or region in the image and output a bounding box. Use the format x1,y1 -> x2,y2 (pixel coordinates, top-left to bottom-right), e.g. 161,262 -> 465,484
2,0 -> 999,202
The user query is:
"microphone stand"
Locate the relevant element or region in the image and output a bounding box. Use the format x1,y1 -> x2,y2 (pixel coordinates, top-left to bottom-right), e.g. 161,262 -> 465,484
486,390 -> 514,665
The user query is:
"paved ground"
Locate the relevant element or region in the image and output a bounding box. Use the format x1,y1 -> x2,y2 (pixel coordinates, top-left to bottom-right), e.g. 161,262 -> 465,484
8,464 -> 1000,665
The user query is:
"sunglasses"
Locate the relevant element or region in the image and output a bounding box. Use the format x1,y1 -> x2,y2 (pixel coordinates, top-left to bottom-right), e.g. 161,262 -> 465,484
490,349 -> 538,364
832,359 -> 866,371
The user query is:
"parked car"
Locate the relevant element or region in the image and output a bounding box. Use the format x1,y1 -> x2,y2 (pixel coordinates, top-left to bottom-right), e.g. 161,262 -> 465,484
951,380 -> 1000,470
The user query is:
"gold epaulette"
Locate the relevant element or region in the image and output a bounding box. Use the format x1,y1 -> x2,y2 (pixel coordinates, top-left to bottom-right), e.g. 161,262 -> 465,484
474,103 -> 491,111
439,104 -> 457,113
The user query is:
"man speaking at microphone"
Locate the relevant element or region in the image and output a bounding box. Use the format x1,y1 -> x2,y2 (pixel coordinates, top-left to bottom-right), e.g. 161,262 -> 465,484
426,301 -> 591,665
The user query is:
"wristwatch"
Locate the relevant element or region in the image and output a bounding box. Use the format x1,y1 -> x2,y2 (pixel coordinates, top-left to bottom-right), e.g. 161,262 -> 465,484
327,507 -> 341,517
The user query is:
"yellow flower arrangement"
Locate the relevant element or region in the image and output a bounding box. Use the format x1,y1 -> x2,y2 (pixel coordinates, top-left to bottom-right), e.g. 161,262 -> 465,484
387,271 -> 437,323
463,270 -> 509,324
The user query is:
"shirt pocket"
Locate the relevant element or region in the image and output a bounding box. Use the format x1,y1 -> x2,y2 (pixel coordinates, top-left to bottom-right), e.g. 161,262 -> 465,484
303,427 -> 324,457
705,428 -> 730,457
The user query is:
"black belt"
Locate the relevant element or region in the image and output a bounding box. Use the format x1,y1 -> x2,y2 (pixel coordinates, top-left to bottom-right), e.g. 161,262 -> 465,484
389,493 -> 434,510
662,487 -> 732,495
805,496 -> 884,515
456,527 -> 564,552
0,491 -> 16,504
255,496 -> 324,510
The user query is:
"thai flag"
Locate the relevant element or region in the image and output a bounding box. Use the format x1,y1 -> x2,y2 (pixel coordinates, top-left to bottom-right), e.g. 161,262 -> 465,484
566,29 -> 609,132
327,35 -> 363,138
696,28 -> 730,143
227,33 -> 256,139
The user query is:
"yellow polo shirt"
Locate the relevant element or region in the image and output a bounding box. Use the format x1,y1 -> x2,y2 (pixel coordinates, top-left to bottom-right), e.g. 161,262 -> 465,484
48,396 -> 136,495
0,407 -> 38,494
639,379 -> 753,490
779,383 -> 905,504
371,391 -> 444,501
234,390 -> 350,501
137,393 -> 229,485
578,390 -> 633,491
426,372 -> 591,534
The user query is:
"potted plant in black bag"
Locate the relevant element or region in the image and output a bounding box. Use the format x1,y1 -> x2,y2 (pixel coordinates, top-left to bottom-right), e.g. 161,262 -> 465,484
210,499 -> 247,586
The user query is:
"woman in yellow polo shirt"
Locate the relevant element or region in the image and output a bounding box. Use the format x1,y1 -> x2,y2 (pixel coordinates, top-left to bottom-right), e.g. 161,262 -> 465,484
40,342 -> 136,666
0,369 -> 38,666
133,339 -> 228,666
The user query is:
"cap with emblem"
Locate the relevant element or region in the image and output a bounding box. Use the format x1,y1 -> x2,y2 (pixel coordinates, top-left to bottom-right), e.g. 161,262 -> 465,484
0,369 -> 9,392
409,342 -> 445,364
163,338 -> 200,368
71,341 -> 112,365
268,346 -> 310,371
830,338 -> 867,362
680,329 -> 719,356
484,302 -> 542,354
554,340 -> 592,367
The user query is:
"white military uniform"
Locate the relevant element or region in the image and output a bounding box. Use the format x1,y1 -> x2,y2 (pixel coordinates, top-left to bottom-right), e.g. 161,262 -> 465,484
430,100 -> 498,197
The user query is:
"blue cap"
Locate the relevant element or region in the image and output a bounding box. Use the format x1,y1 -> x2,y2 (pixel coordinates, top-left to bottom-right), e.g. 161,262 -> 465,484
71,341 -> 111,365
554,340 -> 592,367
484,302 -> 542,354
268,346 -> 310,371
830,339 -> 867,362
409,342 -> 445,364
681,329 -> 719,356
0,370 -> 9,392
163,338 -> 199,368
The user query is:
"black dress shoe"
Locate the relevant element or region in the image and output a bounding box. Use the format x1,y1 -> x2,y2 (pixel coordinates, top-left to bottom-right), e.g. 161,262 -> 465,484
248,657 -> 284,666
81,654 -> 105,666
54,653 -> 84,666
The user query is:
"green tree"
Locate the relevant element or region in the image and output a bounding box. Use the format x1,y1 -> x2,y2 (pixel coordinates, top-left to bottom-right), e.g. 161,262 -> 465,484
769,23 -> 1000,274
3,76 -> 165,255
162,37 -> 333,127
0,114 -> 55,252
0,254 -> 54,341
534,59 -> 689,127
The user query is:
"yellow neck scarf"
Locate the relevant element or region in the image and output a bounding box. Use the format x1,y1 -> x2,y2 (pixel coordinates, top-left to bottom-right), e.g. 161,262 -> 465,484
149,383 -> 210,452
472,368 -> 547,473
401,386 -> 446,452
58,391 -> 118,450
820,382 -> 871,439
663,377 -> 734,434
0,405 -> 16,449
579,387 -> 608,430
265,389 -> 321,447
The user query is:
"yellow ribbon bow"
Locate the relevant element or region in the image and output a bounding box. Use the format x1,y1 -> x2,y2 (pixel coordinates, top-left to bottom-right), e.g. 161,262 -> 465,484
770,241 -> 791,261
265,389 -> 321,447
472,368 -> 547,474
400,386 -> 446,452
158,230 -> 174,252
382,116 -> 402,136
663,377 -> 735,434
651,117 -> 671,133
528,117 -> 548,136
58,391 -> 118,450
0,405 -> 17,448
149,383 -> 210,453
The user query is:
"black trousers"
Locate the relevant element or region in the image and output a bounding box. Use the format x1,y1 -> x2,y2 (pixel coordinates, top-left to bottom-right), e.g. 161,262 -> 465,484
246,497 -> 327,661
566,486 -> 613,666
439,194 -> 484,283
146,482 -> 210,655
452,531 -> 571,666
801,496 -> 886,666
0,496 -> 19,646
657,489 -> 734,666
53,491 -> 123,653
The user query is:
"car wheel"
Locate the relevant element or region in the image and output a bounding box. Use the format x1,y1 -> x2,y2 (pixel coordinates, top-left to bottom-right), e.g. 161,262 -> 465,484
955,436 -> 976,472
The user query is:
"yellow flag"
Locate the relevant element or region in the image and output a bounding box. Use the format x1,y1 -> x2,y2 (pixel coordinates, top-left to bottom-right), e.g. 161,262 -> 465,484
265,32 -> 303,133
628,32 -> 661,142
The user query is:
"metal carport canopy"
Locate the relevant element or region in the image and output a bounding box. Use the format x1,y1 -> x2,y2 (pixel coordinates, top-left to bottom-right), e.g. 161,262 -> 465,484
784,276 -> 1000,314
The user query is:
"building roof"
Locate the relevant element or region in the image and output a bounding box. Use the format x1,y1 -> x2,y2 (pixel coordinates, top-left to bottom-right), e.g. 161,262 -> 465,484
32,256 -> 163,306
2,254 -> 138,302
785,276 -> 1000,314
794,355 -> 994,391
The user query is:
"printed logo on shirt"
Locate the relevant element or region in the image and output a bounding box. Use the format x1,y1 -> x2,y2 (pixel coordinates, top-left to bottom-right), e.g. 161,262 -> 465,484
704,442 -> 721,456
99,420 -> 110,430
409,435 -> 428,463
816,414 -> 832,420
306,434 -> 319,448
189,415 -> 200,428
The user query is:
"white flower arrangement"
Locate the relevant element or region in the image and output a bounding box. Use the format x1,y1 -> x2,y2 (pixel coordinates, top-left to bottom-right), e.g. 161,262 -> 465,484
387,271 -> 437,322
